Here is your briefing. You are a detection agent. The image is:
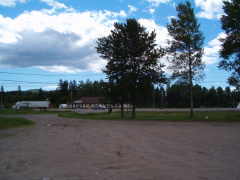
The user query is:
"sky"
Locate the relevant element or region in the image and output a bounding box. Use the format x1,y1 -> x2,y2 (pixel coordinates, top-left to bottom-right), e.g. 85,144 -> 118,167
0,0 -> 233,92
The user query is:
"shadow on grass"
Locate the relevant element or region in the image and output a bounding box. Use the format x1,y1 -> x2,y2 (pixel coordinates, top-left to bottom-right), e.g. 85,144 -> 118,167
0,117 -> 35,130
58,111 -> 240,122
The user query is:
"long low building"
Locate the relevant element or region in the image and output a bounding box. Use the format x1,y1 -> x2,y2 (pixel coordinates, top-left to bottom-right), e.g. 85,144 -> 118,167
67,97 -> 132,109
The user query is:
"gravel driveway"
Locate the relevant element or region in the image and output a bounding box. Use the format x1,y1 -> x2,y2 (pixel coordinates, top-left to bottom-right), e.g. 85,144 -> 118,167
0,114 -> 240,180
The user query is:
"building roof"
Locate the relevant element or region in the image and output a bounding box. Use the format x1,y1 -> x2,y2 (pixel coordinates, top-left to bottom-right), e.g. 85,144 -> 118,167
68,97 -> 104,104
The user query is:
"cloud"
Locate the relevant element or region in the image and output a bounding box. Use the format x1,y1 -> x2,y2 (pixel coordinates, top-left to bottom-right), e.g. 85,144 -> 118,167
0,8 -> 129,73
203,33 -> 226,65
167,16 -> 176,22
149,8 -> 155,15
146,0 -> 171,7
138,19 -> 170,73
44,85 -> 59,90
128,5 -> 137,14
144,8 -> 156,15
195,0 -> 224,19
138,19 -> 169,46
40,0 -> 67,9
0,0 -> 26,7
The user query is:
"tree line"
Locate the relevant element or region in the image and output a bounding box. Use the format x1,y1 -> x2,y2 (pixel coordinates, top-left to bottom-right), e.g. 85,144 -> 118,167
1,0 -> 239,118
1,79 -> 239,109
95,0 -> 240,118
96,1 -> 205,118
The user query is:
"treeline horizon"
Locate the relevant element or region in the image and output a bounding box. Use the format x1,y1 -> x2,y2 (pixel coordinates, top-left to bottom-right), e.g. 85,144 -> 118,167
1,79 -> 239,108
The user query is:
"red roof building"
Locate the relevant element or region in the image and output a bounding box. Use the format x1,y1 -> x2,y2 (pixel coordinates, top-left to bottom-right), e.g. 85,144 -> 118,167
67,97 -> 132,109
67,97 -> 105,109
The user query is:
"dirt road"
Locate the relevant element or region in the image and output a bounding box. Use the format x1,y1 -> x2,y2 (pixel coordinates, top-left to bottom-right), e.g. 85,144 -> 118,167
1,114 -> 240,180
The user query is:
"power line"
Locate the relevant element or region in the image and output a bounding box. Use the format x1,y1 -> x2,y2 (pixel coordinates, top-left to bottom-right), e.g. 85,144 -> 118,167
0,71 -> 230,78
0,72 -> 103,77
199,81 -> 227,83
0,79 -> 57,84
0,79 -> 227,84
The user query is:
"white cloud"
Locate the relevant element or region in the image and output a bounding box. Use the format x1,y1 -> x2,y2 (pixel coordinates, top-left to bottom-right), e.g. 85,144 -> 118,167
167,16 -> 176,22
0,8 -> 126,73
128,5 -> 137,14
138,19 -> 169,46
40,0 -> 67,9
203,32 -> 226,65
143,8 -> 156,15
36,65 -> 81,74
146,0 -> 171,7
138,19 -> 170,73
147,8 -> 156,15
43,85 -> 59,90
195,0 -> 224,19
0,0 -> 26,7
149,8 -> 155,15
119,10 -> 127,18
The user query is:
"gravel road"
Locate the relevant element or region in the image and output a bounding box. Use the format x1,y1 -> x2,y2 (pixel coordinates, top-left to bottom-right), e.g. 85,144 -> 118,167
1,114 -> 240,180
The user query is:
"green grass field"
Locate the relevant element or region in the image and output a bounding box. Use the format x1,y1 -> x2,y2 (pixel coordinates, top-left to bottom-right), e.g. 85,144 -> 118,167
0,109 -> 239,131
0,116 -> 35,130
58,110 -> 240,121
0,108 -> 59,115
0,109 -> 54,130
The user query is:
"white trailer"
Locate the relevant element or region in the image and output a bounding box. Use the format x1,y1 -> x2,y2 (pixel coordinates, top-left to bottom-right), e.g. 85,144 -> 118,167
59,104 -> 67,109
12,101 -> 50,110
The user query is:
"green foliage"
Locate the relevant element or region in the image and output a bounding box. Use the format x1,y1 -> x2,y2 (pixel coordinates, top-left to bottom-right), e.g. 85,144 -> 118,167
165,83 -> 240,108
219,0 -> 240,88
1,81 -> 239,109
59,110 -> 240,121
96,18 -> 166,118
165,1 -> 205,117
1,79 -> 105,108
166,1 -> 205,81
0,117 -> 35,130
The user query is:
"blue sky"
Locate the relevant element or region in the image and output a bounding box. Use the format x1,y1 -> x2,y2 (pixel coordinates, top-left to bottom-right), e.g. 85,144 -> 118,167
0,0 -> 232,91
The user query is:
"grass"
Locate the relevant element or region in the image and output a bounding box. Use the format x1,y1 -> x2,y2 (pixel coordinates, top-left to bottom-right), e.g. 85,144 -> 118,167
59,110 -> 240,122
0,108 -> 52,130
0,116 -> 35,130
0,108 -> 60,115
0,109 -> 239,131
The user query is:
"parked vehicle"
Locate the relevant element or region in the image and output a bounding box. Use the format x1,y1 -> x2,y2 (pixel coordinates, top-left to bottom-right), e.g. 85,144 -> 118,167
12,101 -> 50,110
92,105 -> 105,110
59,104 -> 68,109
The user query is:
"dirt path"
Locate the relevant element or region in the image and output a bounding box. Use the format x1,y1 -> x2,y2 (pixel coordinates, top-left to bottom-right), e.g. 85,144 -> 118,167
1,114 -> 240,180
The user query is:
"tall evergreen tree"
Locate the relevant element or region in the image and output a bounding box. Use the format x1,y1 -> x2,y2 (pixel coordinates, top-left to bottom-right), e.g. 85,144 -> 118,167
96,18 -> 165,118
219,0 -> 240,88
165,1 -> 205,117
0,85 -> 4,93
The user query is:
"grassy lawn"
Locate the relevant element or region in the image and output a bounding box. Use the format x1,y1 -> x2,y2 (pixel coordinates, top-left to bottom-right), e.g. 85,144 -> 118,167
0,108 -> 55,130
59,110 -> 240,121
0,116 -> 35,130
0,108 -> 60,115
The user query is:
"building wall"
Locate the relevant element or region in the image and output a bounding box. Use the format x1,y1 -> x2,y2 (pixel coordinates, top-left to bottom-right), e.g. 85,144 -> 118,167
68,103 -> 132,109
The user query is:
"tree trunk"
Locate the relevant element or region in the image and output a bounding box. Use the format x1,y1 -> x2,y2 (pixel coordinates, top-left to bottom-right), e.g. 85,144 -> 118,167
190,81 -> 194,118
121,102 -> 124,118
132,103 -> 136,118
189,63 -> 194,118
189,54 -> 193,118
189,50 -> 194,118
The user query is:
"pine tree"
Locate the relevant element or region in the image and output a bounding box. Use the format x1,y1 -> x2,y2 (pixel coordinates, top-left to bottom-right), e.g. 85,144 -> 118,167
219,0 -> 240,88
166,1 -> 205,117
96,18 -> 165,118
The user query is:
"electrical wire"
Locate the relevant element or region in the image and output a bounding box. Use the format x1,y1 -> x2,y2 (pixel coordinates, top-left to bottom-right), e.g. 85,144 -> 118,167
0,79 -> 57,84
0,72 -> 103,77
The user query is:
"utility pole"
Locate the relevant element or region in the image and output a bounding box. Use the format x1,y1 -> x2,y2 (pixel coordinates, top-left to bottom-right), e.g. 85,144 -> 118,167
0,92 -> 2,110
153,89 -> 155,109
